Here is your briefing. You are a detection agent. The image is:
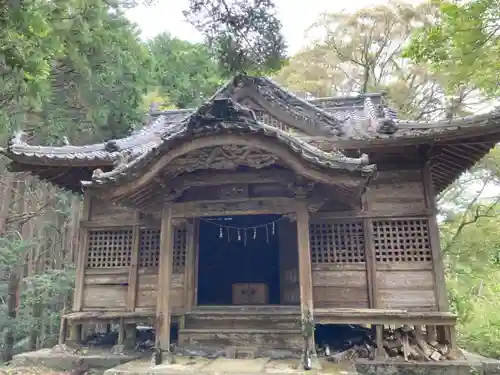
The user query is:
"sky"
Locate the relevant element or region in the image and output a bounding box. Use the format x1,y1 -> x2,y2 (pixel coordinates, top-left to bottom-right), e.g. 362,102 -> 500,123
125,0 -> 423,55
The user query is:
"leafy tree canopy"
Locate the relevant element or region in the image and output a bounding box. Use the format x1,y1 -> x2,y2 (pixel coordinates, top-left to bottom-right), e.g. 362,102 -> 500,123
147,33 -> 224,108
184,0 -> 288,76
404,0 -> 500,97
273,1 -> 479,121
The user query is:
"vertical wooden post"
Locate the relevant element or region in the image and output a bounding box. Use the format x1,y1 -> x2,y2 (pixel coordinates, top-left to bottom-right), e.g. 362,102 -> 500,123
375,325 -> 385,359
295,200 -> 315,350
193,219 -> 200,308
127,212 -> 141,310
68,324 -> 82,343
155,205 -> 174,354
363,218 -> 378,308
426,325 -> 437,343
58,317 -> 68,345
422,164 -> 449,311
73,191 -> 92,312
184,220 -> 196,311
117,318 -> 125,346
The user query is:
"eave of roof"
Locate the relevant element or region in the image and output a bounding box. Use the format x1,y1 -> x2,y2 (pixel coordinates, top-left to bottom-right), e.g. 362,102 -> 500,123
1,73 -> 499,196
82,97 -> 376,189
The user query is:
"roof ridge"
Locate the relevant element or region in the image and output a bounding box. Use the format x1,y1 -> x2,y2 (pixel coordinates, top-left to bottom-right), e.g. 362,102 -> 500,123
260,76 -> 344,125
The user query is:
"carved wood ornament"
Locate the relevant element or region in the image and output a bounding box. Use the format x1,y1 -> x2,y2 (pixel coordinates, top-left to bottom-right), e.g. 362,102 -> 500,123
169,145 -> 279,173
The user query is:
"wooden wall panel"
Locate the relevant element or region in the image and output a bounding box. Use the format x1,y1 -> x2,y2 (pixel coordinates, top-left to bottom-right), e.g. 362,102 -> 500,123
88,196 -> 137,226
136,271 -> 185,310
83,285 -> 127,309
312,264 -> 369,308
365,170 -> 426,214
376,263 -> 437,311
278,220 -> 299,305
83,269 -> 128,309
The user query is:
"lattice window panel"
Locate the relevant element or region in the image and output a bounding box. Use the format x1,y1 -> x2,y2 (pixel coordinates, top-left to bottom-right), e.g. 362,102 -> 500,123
372,219 -> 432,262
138,225 -> 187,272
309,221 -> 365,263
86,229 -> 133,268
139,229 -> 160,268
172,225 -> 187,273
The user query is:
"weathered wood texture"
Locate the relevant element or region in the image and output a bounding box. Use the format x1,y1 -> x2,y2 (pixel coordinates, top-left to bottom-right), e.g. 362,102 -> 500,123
364,170 -> 427,215
313,264 -> 369,308
310,191 -> 439,312
87,196 -> 137,226
136,271 -> 185,313
81,270 -> 186,311
179,330 -> 303,350
81,196 -> 189,313
309,218 -> 368,308
376,263 -> 437,311
278,220 -> 299,305
179,307 -> 302,351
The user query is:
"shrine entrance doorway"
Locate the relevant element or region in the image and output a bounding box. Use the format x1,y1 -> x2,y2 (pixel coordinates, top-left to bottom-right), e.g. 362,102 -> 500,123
197,214 -> 282,306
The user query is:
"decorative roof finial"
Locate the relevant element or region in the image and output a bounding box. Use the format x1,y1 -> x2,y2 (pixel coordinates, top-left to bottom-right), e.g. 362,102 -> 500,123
104,140 -> 120,153
149,102 -> 160,113
62,136 -> 71,146
10,130 -> 28,146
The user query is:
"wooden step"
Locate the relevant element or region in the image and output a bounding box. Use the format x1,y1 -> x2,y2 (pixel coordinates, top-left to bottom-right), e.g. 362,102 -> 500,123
178,328 -> 303,352
184,313 -> 301,330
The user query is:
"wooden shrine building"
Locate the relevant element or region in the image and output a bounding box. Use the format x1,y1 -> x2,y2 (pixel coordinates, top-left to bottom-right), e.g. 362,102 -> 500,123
2,75 -> 500,361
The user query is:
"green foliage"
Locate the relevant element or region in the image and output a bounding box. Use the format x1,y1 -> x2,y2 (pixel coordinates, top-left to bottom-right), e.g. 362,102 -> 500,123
272,1 -> 477,120
439,146 -> 500,358
404,0 -> 500,97
147,33 -> 224,108
184,0 -> 287,76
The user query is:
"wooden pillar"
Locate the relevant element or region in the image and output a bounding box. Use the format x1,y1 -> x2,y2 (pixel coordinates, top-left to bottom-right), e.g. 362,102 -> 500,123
68,324 -> 82,343
124,323 -> 137,350
193,219 -> 200,308
375,325 -> 385,359
184,220 -> 196,311
58,317 -> 68,345
127,212 -> 141,311
295,200 -> 315,350
117,318 -> 125,346
426,325 -> 437,344
363,218 -> 378,308
73,191 -> 92,312
155,205 -> 174,353
422,164 -> 449,311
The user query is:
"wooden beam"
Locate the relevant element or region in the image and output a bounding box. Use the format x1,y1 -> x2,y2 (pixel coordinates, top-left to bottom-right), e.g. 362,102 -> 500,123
422,164 -> 449,311
234,87 -> 329,137
167,169 -> 295,188
129,169 -> 299,208
105,134 -> 364,201
295,199 -> 315,350
171,197 -> 296,218
155,205 -> 174,353
363,218 -> 378,308
193,219 -> 200,307
72,191 -> 91,312
184,220 -> 196,311
310,208 -> 435,221
127,211 -> 141,311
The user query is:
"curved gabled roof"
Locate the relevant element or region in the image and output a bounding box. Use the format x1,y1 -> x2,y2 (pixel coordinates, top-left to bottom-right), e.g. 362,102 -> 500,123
1,74 -> 499,194
82,97 -> 375,189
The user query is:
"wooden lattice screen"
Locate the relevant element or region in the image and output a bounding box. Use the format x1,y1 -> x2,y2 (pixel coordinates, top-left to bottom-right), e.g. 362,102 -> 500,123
86,229 -> 134,268
309,220 -> 365,263
138,224 -> 187,272
372,218 -> 432,262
